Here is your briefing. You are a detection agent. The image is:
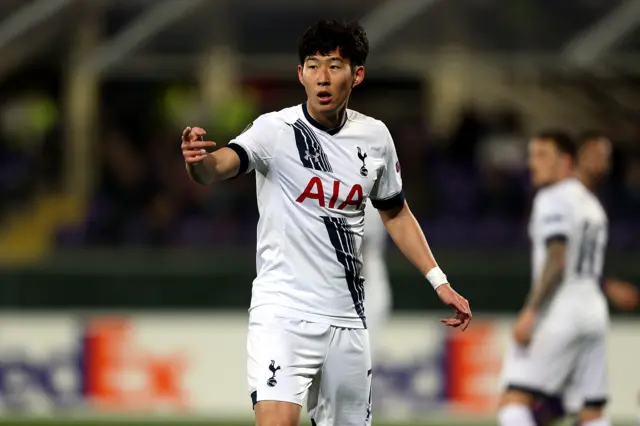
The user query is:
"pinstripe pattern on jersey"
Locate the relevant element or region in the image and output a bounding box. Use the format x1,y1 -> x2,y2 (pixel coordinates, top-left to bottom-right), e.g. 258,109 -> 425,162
322,216 -> 366,327
291,120 -> 333,172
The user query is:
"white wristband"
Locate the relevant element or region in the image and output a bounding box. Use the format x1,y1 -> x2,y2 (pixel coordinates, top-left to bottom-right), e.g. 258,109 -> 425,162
426,266 -> 448,290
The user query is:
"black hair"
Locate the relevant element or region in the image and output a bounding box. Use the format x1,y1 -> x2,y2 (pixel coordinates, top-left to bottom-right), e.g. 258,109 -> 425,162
577,130 -> 607,147
297,20 -> 369,67
535,129 -> 577,159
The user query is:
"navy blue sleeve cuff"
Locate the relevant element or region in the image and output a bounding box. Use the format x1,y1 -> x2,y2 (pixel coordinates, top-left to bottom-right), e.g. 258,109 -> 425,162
227,143 -> 250,177
371,190 -> 405,211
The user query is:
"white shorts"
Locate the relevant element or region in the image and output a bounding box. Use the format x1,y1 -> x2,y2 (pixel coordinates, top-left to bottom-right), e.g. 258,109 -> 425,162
560,339 -> 609,414
501,290 -> 609,408
247,307 -> 372,426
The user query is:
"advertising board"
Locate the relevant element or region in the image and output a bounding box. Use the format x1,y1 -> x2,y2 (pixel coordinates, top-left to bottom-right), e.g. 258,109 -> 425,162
0,313 -> 636,421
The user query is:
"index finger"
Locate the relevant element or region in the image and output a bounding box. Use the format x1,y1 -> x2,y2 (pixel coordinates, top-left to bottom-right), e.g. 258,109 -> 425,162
183,140 -> 216,149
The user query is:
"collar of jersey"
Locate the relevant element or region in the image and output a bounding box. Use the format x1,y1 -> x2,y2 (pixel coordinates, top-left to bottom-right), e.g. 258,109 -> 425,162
301,102 -> 346,136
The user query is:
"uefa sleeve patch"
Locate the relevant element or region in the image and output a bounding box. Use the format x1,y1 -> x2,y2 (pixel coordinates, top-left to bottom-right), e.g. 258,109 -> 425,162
395,161 -> 401,173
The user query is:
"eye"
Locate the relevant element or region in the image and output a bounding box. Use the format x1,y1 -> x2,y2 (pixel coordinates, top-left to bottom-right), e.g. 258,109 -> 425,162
307,65 -> 318,70
330,65 -> 341,70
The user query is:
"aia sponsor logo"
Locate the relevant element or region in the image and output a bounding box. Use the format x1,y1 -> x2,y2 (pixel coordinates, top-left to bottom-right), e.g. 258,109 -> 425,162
296,177 -> 363,210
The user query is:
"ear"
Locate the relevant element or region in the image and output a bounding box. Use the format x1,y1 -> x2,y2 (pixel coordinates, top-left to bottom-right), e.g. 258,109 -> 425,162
297,64 -> 304,86
351,65 -> 365,88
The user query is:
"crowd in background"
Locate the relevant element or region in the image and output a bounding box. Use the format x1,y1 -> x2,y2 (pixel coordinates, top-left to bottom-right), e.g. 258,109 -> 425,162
2,77 -> 640,251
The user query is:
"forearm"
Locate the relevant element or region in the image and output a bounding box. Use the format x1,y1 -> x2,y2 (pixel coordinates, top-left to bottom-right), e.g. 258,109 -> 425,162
525,252 -> 565,310
382,203 -> 438,276
186,160 -> 214,185
185,149 -> 241,185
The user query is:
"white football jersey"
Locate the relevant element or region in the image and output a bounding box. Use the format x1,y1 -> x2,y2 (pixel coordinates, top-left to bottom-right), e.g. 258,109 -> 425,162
529,177 -> 608,290
228,103 -> 403,328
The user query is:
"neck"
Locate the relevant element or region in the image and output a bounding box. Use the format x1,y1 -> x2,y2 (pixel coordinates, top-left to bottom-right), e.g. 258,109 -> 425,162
305,100 -> 347,129
574,169 -> 596,191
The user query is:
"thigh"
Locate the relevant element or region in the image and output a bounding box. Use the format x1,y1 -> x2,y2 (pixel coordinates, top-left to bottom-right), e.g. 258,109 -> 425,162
254,401 -> 301,426
502,318 -> 580,396
308,327 -> 372,426
561,379 -> 583,415
247,313 -> 330,408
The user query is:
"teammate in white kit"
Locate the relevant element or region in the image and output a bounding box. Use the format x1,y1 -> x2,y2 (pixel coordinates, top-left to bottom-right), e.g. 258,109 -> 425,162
180,20 -> 471,426
498,131 -> 611,426
531,131 -> 639,426
363,198 -> 392,346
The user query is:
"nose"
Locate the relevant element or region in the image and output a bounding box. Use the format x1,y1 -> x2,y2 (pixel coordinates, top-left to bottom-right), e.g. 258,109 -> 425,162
317,68 -> 330,86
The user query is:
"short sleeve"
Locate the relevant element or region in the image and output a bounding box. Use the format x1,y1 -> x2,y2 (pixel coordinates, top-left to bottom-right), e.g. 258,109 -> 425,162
370,127 -> 404,210
535,193 -> 572,242
227,115 -> 279,176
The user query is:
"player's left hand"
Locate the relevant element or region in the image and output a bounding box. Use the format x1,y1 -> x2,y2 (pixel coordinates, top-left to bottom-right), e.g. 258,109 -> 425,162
436,284 -> 472,331
513,308 -> 536,346
604,279 -> 639,311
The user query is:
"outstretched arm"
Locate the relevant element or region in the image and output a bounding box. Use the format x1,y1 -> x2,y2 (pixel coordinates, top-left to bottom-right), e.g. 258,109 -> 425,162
603,277 -> 639,311
182,115 -> 277,184
182,126 -> 243,184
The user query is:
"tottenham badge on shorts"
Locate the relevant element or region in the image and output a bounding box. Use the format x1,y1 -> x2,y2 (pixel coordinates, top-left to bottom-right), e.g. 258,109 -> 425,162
267,360 -> 281,387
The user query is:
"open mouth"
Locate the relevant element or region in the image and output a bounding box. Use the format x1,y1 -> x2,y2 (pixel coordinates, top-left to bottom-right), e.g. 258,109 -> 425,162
317,91 -> 332,104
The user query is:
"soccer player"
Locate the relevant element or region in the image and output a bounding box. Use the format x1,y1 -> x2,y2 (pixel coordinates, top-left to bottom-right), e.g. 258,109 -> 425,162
573,131 -> 638,315
362,198 -> 392,347
180,20 -> 471,426
498,131 -> 611,426
531,131 -> 639,426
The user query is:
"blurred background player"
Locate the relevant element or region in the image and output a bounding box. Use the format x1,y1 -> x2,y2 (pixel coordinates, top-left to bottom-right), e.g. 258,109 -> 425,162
363,198 -> 392,350
532,131 -> 639,426
498,130 -> 611,426
573,131 -> 639,313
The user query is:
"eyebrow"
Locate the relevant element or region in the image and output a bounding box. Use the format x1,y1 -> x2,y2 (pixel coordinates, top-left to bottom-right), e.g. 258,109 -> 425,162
306,56 -> 345,63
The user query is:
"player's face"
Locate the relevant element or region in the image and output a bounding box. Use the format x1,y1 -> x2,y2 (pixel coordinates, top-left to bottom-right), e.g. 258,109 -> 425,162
578,138 -> 611,183
528,139 -> 572,188
298,50 -> 364,117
